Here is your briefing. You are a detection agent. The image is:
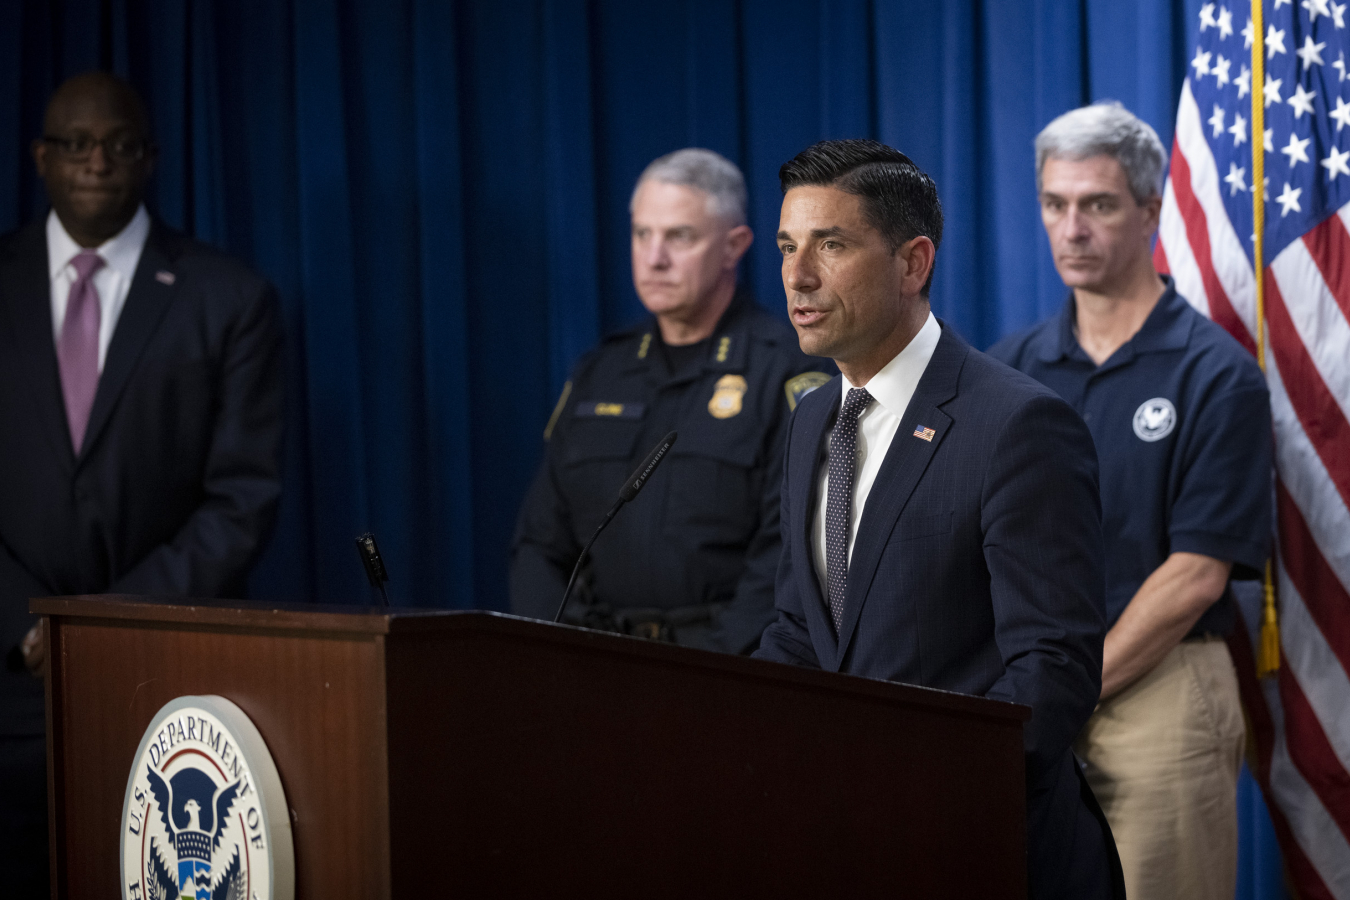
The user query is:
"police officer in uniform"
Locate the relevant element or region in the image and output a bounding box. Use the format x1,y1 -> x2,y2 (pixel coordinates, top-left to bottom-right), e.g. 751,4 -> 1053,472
510,149 -> 832,654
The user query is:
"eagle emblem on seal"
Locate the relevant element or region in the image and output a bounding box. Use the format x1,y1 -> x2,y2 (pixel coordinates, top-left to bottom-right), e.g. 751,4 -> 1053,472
144,765 -> 245,900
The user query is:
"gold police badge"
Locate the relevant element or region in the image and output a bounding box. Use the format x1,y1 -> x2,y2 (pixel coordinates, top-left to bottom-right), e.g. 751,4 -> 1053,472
708,374 -> 747,419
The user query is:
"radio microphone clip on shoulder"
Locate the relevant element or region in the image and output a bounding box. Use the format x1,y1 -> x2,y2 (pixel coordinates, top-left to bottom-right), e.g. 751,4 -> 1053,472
553,431 -> 678,624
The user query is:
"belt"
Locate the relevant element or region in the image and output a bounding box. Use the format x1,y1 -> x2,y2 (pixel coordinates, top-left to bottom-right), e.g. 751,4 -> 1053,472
1182,631 -> 1226,643
563,600 -> 729,642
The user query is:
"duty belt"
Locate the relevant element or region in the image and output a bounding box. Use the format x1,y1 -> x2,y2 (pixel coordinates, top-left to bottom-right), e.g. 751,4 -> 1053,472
561,599 -> 729,643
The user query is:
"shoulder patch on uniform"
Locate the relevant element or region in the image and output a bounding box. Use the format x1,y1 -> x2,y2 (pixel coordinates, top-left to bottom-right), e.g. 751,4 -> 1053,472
543,381 -> 572,441
785,371 -> 832,411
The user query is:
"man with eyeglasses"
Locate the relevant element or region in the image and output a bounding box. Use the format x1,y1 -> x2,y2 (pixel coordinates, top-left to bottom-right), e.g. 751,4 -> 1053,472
0,72 -> 282,891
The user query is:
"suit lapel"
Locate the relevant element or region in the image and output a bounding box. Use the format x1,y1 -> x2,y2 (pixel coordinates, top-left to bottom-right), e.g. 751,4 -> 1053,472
834,327 -> 968,667
0,222 -> 77,469
789,378 -> 843,667
80,223 -> 181,460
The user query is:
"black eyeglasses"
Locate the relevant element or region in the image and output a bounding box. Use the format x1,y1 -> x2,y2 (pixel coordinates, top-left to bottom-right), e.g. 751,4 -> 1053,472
42,135 -> 151,163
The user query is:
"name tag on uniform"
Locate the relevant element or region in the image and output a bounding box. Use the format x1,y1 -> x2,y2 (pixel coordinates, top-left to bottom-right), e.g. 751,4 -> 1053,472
574,401 -> 645,419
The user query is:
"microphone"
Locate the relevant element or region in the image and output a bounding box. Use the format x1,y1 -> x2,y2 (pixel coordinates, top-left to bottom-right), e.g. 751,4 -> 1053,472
554,431 -> 677,624
355,532 -> 391,607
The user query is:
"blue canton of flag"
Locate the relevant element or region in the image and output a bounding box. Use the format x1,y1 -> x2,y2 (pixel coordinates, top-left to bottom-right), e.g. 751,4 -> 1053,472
1194,0 -> 1350,260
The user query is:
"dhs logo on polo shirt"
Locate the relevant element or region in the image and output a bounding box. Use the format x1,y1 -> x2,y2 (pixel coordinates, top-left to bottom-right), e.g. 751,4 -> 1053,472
1133,398 -> 1177,442
121,696 -> 294,900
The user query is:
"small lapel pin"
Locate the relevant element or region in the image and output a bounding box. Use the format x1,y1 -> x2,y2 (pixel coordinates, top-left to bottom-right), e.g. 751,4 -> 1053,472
913,425 -> 936,442
155,270 -> 176,286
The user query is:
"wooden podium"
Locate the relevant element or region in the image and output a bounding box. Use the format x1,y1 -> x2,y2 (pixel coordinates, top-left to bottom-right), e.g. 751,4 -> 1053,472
34,595 -> 1029,898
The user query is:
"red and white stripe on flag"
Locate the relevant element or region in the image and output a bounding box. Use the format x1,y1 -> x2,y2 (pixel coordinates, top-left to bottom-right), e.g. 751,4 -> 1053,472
1155,3 -> 1350,896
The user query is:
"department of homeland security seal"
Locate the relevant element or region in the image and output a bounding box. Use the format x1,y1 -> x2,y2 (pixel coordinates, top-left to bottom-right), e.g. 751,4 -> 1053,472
1132,397 -> 1178,442
121,696 -> 294,900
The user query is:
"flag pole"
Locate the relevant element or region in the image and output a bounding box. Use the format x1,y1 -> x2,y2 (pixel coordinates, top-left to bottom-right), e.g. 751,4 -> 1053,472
1251,0 -> 1280,677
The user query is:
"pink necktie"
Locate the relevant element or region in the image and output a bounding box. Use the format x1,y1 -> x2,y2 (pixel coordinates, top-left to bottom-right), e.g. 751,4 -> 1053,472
57,250 -> 105,453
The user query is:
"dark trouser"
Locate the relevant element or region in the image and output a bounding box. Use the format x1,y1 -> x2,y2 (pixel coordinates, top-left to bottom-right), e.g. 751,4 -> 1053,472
0,734 -> 49,898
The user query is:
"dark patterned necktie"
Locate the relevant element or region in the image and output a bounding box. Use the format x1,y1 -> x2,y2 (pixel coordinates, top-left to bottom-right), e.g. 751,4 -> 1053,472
57,250 -> 105,453
825,387 -> 873,631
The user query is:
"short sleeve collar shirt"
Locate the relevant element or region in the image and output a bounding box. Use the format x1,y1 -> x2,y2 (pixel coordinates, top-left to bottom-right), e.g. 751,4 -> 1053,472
986,277 -> 1272,635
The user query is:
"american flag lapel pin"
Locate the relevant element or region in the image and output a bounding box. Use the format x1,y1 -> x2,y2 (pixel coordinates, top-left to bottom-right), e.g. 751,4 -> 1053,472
913,425 -> 935,442
155,270 -> 176,286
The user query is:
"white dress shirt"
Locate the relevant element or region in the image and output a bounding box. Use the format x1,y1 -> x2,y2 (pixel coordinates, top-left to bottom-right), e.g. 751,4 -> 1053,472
812,312 -> 942,597
47,204 -> 151,372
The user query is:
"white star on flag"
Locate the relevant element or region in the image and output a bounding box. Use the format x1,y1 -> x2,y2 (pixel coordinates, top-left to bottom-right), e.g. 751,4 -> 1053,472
1332,95 -> 1350,129
1289,83 -> 1318,117
1321,145 -> 1350,178
1263,74 -> 1285,107
1297,35 -> 1327,69
1262,175 -> 1270,199
1282,131 -> 1312,166
1265,73 -> 1284,106
1218,6 -> 1234,38
1276,181 -> 1303,214
1213,54 -> 1232,86
1229,112 -> 1248,145
1335,0 -> 1348,27
1268,25 -> 1288,59
1224,162 -> 1248,195
1265,127 -> 1275,151
1336,51 -> 1349,81
1237,64 -> 1251,97
1305,0 -> 1333,22
1201,3 -> 1218,29
1274,0 -> 1291,7
1193,48 -> 1213,77
1209,104 -> 1227,137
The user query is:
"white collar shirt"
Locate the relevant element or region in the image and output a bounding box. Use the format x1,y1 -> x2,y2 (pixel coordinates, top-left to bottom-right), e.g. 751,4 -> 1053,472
812,312 -> 942,597
47,204 -> 151,372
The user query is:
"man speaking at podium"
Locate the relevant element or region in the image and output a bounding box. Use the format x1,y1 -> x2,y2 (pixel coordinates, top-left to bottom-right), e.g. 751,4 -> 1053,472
756,140 -> 1118,899
511,149 -> 831,654
0,73 -> 283,891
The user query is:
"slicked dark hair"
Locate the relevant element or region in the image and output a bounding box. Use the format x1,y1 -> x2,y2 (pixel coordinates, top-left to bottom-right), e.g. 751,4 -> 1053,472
779,139 -> 943,295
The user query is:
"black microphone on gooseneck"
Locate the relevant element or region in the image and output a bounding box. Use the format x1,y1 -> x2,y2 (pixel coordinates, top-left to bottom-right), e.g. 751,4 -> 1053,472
554,431 -> 678,624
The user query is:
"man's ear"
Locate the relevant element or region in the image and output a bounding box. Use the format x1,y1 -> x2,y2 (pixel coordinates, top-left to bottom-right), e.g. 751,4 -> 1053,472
898,235 -> 936,296
32,139 -> 49,178
725,224 -> 754,268
1142,194 -> 1162,237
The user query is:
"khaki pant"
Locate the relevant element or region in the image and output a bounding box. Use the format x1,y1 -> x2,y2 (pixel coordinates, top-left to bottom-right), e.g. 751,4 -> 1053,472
1075,638 -> 1245,900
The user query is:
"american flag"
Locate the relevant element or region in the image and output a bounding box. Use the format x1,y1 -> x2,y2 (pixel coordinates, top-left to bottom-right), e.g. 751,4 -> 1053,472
1155,2 -> 1350,896
912,425 -> 935,442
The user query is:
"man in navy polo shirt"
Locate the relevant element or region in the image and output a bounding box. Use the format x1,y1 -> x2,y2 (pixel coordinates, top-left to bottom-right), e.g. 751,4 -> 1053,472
989,102 -> 1272,900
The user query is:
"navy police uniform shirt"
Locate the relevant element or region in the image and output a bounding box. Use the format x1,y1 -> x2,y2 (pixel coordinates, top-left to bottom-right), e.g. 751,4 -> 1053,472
988,277 -> 1272,636
510,291 -> 834,654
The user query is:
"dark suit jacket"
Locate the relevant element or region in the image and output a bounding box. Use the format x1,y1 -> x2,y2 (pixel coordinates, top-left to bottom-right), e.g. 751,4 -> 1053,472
0,218 -> 283,735
755,324 -> 1111,899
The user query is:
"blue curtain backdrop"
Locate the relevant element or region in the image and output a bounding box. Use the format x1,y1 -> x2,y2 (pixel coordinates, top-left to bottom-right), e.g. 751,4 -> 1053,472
0,1 -> 1288,894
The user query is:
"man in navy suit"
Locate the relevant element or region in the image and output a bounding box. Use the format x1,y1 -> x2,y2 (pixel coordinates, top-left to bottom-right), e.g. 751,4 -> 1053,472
755,140 -> 1117,898
0,72 -> 282,892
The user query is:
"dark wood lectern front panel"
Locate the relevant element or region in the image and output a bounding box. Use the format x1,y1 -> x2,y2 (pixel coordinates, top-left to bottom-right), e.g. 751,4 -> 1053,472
38,598 -> 1029,898
44,605 -> 392,899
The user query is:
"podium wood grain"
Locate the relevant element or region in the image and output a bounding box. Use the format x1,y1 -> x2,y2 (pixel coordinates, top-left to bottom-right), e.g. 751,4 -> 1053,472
35,596 -> 1029,898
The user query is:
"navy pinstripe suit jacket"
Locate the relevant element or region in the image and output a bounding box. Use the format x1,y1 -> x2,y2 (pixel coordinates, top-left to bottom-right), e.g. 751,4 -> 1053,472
755,323 -> 1112,899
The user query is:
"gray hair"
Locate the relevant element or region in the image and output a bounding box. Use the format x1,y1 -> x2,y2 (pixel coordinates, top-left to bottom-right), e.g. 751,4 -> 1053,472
630,148 -> 748,225
1035,101 -> 1167,204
